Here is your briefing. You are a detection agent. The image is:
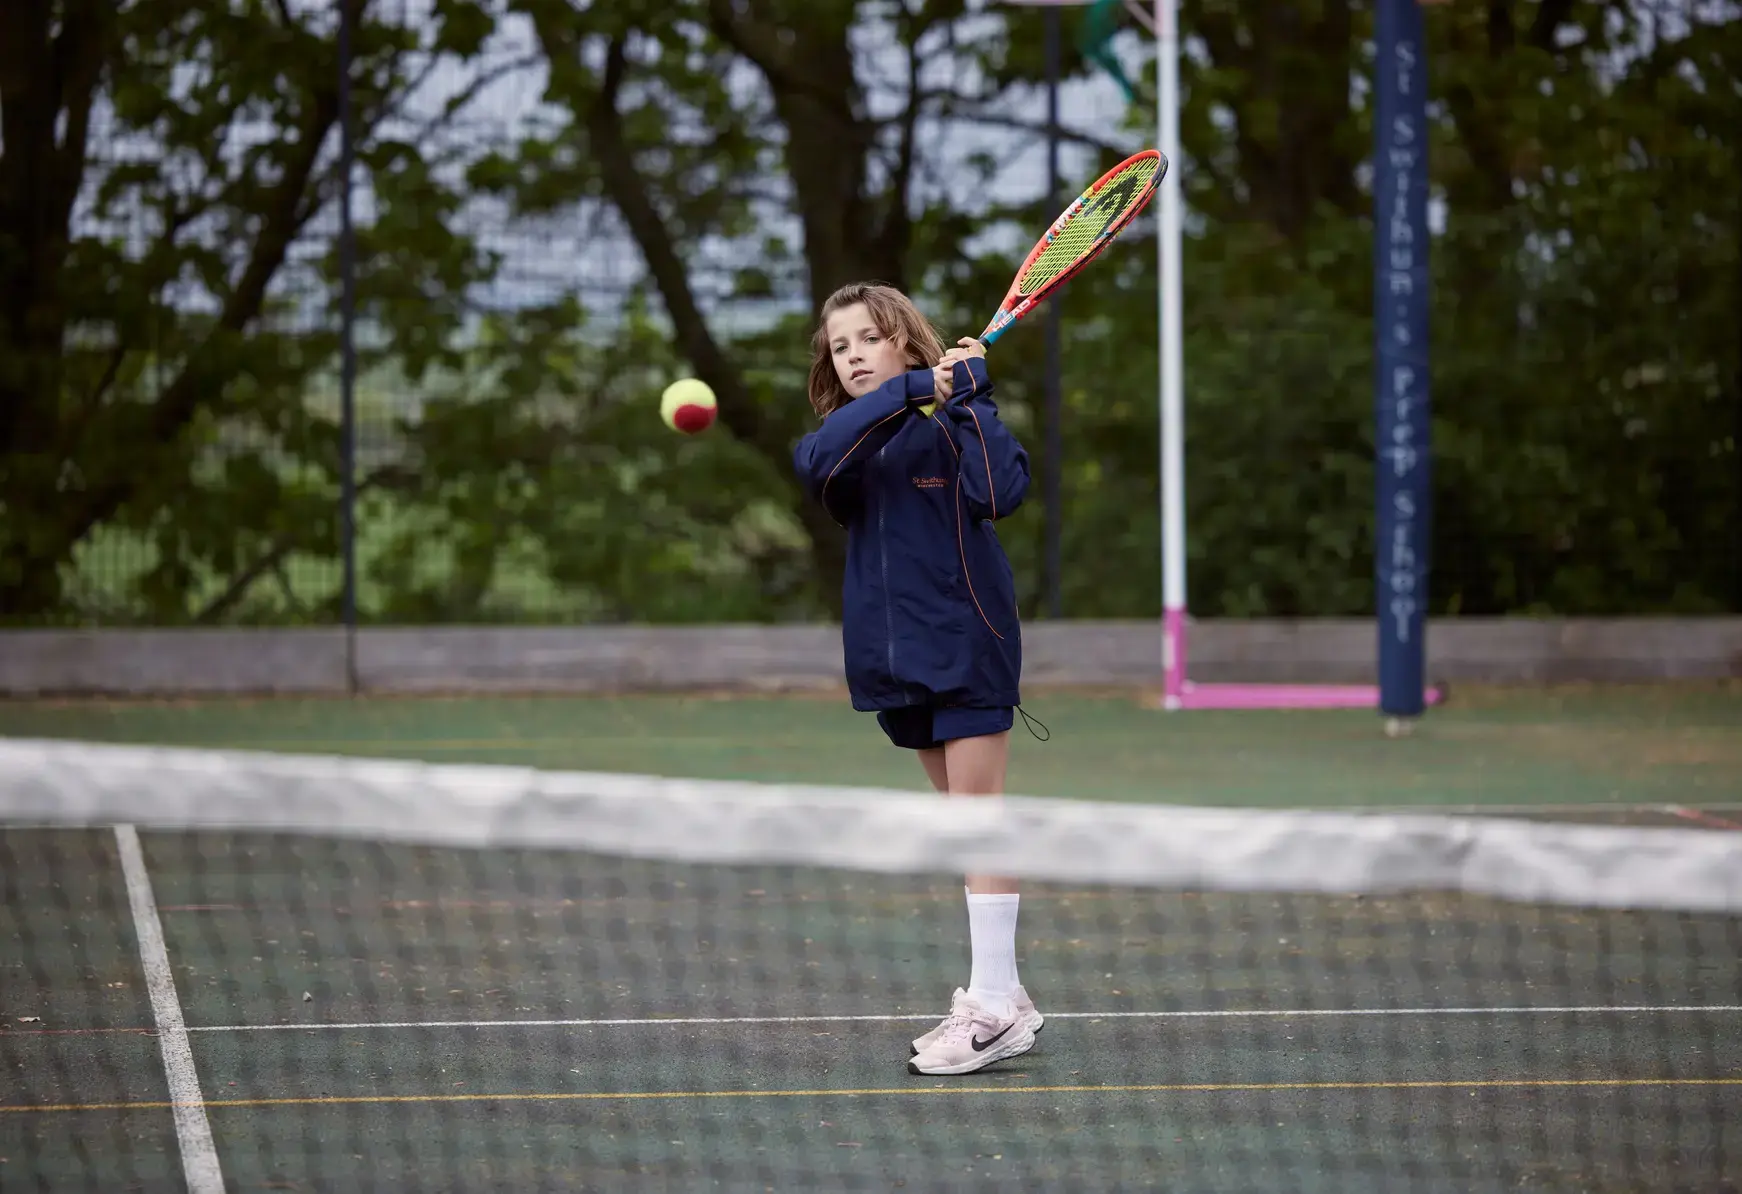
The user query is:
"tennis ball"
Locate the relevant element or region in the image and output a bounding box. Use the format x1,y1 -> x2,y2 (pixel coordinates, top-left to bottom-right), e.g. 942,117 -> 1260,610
660,378 -> 717,434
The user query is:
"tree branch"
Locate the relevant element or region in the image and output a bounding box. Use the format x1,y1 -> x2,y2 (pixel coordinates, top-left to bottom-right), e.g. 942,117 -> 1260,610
879,22 -> 926,268
1442,5 -> 1520,213
409,52 -> 544,144
153,108 -> 341,436
582,35 -> 764,448
51,0 -> 107,213
50,2 -> 352,556
194,461 -> 407,623
550,17 -> 854,609
1526,0 -> 1576,51
1486,0 -> 1515,54
704,0 -> 859,125
1179,143 -> 1239,212
285,35 -> 493,231
0,0 -> 115,460
1186,0 -> 1254,73
77,194 -> 214,416
944,109 -> 1140,161
1444,81 -> 1516,210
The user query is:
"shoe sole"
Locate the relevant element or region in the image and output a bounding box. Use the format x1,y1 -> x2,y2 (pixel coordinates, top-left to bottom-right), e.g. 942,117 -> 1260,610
909,1011 -> 1044,1058
906,1026 -> 1037,1076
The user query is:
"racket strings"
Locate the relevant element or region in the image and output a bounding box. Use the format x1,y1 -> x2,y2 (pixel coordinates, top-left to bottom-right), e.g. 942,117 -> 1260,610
1016,156 -> 1161,293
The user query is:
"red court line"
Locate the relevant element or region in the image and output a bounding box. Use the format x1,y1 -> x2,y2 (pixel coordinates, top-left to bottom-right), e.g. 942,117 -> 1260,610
1,1026 -> 156,1037
1667,806 -> 1742,831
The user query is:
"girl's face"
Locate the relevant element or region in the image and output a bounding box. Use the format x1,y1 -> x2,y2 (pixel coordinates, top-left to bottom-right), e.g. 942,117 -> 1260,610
825,302 -> 908,400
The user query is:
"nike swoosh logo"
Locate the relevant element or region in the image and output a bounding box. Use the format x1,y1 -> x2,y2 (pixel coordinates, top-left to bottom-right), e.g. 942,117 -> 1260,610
971,1024 -> 1014,1052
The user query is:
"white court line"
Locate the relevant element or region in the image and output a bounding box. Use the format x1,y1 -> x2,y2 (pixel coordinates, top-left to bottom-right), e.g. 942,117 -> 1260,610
115,825 -> 225,1194
187,1005 -> 1742,1033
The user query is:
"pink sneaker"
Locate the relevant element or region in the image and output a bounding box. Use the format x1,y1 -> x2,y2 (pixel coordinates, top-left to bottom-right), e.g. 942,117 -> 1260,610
906,992 -> 1037,1076
911,985 -> 1043,1056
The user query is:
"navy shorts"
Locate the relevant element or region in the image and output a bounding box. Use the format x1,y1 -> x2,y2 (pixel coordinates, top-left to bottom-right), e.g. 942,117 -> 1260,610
875,705 -> 1015,751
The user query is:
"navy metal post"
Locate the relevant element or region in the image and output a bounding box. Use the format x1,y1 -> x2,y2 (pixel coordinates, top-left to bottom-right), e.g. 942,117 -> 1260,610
1373,0 -> 1432,719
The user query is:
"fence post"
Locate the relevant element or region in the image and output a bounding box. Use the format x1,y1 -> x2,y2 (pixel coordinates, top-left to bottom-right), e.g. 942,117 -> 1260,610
337,0 -> 360,693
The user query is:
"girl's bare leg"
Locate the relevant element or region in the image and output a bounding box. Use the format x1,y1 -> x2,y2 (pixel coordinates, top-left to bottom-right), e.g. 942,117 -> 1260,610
946,731 -> 1015,895
916,746 -> 949,793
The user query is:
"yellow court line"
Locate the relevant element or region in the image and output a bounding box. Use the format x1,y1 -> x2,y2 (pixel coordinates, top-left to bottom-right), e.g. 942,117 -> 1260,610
6,1077 -> 1740,1115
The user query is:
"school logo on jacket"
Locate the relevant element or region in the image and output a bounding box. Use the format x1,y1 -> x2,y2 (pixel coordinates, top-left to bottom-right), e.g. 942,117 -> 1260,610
911,476 -> 949,490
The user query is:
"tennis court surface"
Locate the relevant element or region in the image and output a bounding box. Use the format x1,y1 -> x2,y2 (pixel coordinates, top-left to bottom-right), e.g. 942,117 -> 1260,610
3,691 -> 1740,1191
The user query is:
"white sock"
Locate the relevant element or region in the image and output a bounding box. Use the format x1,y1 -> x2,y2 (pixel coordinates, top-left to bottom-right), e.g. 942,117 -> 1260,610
964,889 -> 1021,1019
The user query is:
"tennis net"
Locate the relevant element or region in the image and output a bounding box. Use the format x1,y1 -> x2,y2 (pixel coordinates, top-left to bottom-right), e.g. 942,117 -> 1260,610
3,737 -> 1739,1192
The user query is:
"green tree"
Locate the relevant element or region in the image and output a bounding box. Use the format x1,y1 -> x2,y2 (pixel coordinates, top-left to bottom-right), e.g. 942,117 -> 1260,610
0,0 -> 505,623
4,0 -> 1734,626
495,0 -> 1130,608
1011,0 -> 1742,617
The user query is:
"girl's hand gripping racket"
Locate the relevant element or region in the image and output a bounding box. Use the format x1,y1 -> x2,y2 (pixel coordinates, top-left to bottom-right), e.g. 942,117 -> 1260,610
977,148 -> 1167,348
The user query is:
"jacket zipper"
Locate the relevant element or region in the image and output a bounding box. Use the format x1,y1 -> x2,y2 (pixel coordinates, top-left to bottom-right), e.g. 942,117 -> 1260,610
876,444 -> 896,684
934,417 -> 1003,640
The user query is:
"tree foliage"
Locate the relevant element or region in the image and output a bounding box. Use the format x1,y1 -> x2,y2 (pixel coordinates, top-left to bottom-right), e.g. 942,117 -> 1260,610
1,0 -> 1735,625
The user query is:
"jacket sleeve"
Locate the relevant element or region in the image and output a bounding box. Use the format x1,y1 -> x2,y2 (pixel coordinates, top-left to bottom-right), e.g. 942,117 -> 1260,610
942,357 -> 1029,523
792,370 -> 936,525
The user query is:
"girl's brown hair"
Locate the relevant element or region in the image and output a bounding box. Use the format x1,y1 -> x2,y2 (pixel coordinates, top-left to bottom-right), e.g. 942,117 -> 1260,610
806,282 -> 948,418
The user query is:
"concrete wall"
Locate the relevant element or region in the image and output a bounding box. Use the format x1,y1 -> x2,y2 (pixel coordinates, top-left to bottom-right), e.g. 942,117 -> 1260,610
2,619 -> 1738,697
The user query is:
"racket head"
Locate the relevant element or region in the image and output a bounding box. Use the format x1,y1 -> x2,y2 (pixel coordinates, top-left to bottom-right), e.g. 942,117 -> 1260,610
980,148 -> 1167,344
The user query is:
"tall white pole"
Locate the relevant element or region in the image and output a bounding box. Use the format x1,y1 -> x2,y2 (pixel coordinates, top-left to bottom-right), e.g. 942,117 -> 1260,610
1157,0 -> 1186,709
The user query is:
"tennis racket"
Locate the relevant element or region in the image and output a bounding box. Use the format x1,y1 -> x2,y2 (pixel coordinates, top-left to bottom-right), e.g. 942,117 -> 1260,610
978,148 -> 1167,347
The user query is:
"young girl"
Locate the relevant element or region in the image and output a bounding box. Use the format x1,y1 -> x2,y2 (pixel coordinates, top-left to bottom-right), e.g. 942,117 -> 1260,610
792,281 -> 1043,1076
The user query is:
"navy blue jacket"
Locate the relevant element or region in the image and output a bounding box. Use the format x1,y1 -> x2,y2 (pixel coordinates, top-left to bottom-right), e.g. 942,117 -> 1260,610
793,357 -> 1030,712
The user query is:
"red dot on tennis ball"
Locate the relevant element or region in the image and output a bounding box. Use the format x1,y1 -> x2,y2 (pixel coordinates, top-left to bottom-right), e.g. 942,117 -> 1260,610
671,404 -> 715,434
662,380 -> 717,434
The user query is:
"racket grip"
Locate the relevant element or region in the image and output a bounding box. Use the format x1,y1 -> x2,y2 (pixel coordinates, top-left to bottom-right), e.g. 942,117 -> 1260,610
979,307 -> 1020,347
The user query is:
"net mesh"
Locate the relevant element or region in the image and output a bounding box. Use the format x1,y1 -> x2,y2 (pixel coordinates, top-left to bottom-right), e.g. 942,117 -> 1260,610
4,738 -> 1740,1192
1016,155 -> 1162,295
